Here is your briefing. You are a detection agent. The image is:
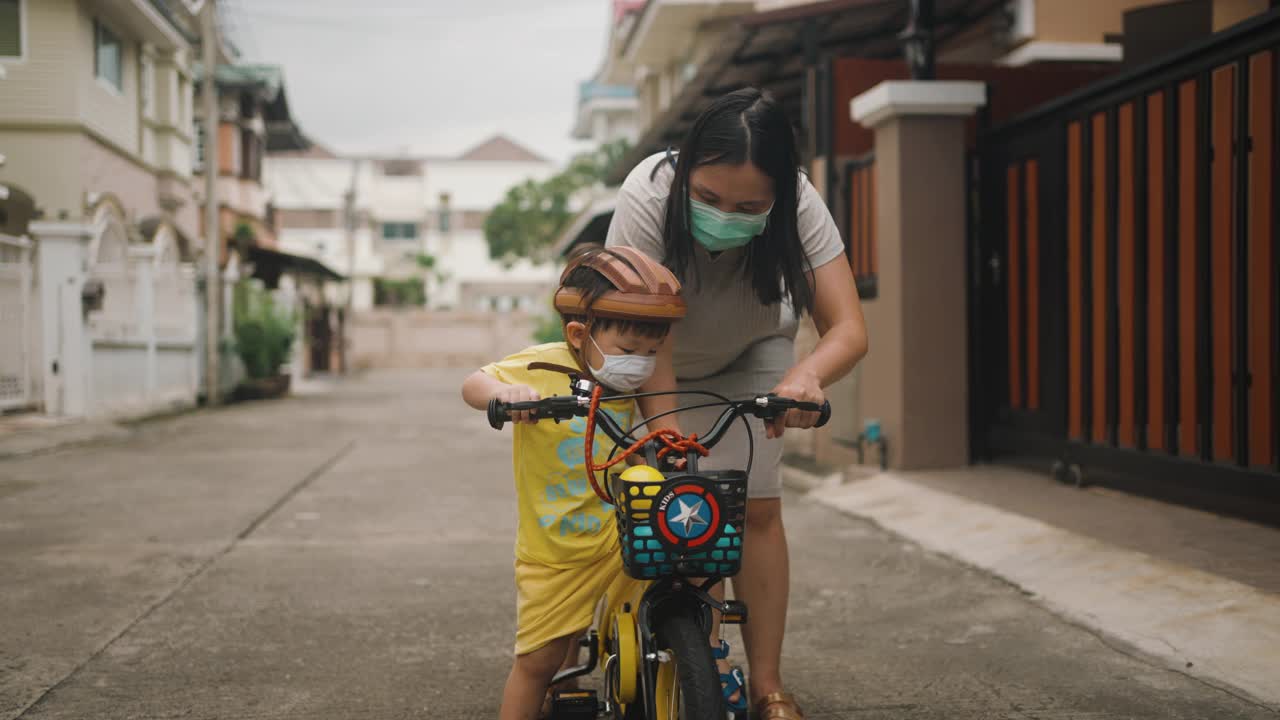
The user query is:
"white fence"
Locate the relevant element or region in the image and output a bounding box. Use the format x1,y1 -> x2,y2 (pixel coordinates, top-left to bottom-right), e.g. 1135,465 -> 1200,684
0,234 -> 34,410
84,214 -> 199,418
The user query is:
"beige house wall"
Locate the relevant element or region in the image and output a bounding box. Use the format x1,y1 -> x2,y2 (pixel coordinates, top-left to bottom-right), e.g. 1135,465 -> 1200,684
74,5 -> 141,160
0,0 -> 80,122
1032,0 -> 1150,44
1029,0 -> 1268,46
0,0 -> 198,242
0,129 -> 197,238
0,129 -> 84,219
1213,0 -> 1270,30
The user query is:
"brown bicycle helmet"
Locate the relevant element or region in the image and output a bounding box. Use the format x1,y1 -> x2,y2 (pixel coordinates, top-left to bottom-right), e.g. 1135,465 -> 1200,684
554,246 -> 686,322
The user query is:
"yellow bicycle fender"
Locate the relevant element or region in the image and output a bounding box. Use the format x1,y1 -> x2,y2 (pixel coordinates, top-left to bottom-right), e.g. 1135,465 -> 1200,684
613,609 -> 639,704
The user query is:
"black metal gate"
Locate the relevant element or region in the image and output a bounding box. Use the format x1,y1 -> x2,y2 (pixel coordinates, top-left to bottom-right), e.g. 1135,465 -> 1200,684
970,11 -> 1280,522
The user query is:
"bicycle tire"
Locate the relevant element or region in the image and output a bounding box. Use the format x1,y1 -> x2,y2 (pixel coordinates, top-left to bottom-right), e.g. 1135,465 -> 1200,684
649,607 -> 726,720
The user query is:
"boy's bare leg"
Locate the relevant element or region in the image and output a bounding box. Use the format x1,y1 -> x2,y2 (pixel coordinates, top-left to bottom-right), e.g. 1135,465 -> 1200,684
499,635 -> 575,720
548,631 -> 584,696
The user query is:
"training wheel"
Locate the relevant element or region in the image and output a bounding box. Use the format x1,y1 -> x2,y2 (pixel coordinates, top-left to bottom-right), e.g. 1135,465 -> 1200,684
1049,459 -> 1067,484
1066,463 -> 1086,489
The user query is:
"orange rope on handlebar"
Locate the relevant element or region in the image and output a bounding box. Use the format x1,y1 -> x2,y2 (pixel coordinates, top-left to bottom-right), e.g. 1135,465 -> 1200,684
583,385 -> 709,504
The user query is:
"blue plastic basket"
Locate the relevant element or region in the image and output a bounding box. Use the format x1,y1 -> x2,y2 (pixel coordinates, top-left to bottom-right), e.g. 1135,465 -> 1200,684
610,470 -> 747,580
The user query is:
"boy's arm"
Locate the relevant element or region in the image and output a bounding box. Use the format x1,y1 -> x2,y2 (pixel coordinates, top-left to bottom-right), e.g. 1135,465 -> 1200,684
461,370 -> 541,424
636,335 -> 681,434
461,370 -> 506,411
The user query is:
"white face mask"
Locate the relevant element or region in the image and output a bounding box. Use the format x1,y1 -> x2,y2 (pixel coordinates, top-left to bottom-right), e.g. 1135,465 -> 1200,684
588,335 -> 656,392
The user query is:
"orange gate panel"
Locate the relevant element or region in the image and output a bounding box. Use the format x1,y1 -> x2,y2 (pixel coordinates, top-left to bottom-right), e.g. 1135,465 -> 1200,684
1248,51 -> 1275,468
1210,66 -> 1236,462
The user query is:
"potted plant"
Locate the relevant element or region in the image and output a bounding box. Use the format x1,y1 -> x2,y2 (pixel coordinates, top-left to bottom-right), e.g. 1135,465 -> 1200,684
230,282 -> 296,401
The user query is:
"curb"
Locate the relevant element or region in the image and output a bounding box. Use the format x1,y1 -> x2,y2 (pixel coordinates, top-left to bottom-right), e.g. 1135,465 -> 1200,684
802,472 -> 1280,712
779,462 -> 843,493
0,420 -> 134,460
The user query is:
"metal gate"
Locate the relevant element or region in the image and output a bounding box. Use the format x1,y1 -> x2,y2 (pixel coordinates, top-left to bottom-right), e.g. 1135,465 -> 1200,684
971,12 -> 1280,516
0,234 -> 33,410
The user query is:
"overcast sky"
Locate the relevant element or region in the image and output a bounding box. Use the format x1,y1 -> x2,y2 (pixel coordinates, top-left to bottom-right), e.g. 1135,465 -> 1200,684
225,0 -> 612,164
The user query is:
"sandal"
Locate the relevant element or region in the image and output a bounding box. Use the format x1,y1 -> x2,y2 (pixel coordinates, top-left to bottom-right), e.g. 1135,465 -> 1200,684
752,691 -> 805,720
711,639 -> 749,716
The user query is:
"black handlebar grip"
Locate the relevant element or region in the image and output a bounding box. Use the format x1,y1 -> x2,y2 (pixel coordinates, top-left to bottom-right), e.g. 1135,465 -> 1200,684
816,400 -> 832,428
487,398 -> 509,430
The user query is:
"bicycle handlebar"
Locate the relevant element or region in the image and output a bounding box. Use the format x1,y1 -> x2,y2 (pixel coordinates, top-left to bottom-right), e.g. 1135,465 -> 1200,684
488,392 -> 831,450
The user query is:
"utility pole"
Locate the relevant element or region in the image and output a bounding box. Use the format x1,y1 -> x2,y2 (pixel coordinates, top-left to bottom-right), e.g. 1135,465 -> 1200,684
201,0 -> 221,403
341,158 -> 358,374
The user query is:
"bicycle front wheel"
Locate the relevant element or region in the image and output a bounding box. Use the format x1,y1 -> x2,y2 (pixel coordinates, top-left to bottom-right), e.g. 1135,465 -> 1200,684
650,607 -> 726,720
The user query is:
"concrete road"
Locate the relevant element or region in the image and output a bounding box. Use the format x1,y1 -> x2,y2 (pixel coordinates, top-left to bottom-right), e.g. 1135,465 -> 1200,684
1,369 -> 1274,719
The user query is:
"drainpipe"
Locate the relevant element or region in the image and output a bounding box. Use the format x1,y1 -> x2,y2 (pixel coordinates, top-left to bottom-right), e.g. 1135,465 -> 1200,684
201,0 -> 221,404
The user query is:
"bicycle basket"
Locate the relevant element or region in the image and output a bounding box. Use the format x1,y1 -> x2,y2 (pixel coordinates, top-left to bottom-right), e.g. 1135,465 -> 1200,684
610,470 -> 747,580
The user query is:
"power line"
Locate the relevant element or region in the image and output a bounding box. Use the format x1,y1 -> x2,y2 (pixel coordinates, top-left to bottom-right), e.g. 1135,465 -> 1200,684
235,6 -> 447,25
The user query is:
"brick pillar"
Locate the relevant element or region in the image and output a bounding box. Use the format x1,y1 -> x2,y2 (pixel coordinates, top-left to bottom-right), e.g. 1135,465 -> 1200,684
851,81 -> 986,470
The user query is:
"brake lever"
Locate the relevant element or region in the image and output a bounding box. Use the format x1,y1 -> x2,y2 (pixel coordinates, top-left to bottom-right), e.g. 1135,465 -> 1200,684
752,394 -> 832,428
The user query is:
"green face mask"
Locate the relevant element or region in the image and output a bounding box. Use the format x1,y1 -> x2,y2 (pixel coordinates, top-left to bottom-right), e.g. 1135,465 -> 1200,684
689,197 -> 771,252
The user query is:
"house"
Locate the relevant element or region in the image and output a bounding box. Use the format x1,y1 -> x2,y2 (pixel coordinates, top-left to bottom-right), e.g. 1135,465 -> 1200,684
265,134 -> 558,314
557,0 -> 1280,520
0,0 -> 207,418
264,146 -> 386,312
193,62 -> 343,378
423,135 -> 559,312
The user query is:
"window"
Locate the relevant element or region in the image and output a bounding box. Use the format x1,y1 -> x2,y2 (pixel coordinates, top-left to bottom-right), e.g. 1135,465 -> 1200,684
438,192 -> 451,233
93,19 -> 122,91
843,155 -> 878,300
0,0 -> 22,58
194,121 -> 205,171
381,222 -> 419,241
240,128 -> 262,181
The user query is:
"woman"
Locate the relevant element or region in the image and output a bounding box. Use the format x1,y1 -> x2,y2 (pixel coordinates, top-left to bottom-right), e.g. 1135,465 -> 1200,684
605,87 -> 867,720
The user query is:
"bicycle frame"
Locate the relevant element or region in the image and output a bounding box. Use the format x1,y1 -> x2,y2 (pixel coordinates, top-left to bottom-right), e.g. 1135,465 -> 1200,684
492,376 -> 826,719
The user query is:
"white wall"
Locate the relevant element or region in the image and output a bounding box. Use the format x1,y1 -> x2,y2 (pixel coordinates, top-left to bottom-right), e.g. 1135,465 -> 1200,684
266,157 -> 385,310
267,152 -> 563,312
420,157 -> 557,310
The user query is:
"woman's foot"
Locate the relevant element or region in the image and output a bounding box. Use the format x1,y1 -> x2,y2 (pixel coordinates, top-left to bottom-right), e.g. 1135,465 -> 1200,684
712,639 -> 748,715
751,691 -> 805,720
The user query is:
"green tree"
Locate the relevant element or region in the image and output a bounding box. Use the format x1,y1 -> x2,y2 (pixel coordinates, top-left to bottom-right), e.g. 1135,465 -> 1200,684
484,139 -> 630,262
232,282 -> 296,379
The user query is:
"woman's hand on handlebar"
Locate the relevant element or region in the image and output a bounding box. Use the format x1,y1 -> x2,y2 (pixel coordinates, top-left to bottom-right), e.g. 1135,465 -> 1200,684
493,384 -> 541,424
766,367 -> 825,438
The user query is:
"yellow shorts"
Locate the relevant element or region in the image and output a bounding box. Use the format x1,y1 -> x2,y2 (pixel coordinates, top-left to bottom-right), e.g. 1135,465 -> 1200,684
515,553 -> 649,656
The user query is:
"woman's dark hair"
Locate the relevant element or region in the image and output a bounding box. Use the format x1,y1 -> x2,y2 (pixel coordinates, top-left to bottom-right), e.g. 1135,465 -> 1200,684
656,87 -> 813,316
557,246 -> 670,339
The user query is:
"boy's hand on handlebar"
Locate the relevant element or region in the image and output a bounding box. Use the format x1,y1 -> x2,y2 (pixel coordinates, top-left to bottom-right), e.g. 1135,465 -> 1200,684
767,368 -> 825,439
493,385 -> 540,424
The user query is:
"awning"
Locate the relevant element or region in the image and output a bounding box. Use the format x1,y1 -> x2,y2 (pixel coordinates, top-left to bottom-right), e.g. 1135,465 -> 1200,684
553,189 -> 619,257
248,246 -> 344,289
606,0 -> 1002,184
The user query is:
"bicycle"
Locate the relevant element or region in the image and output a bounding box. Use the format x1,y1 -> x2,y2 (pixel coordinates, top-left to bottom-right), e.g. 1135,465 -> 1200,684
488,374 -> 830,719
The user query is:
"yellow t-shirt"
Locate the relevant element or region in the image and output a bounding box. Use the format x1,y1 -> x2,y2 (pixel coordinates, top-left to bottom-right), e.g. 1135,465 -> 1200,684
482,343 -> 636,568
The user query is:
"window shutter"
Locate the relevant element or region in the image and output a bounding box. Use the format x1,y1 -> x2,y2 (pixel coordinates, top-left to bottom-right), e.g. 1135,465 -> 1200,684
0,0 -> 20,57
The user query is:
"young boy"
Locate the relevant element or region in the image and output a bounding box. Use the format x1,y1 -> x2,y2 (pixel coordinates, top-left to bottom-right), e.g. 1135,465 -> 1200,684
461,247 -> 686,720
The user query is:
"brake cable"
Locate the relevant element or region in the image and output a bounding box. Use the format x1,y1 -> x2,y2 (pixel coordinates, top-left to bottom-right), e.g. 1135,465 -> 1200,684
582,385 -> 708,504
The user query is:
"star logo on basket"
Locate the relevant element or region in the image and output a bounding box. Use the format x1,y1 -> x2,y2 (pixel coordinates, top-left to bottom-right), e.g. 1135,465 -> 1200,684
655,481 -> 721,548
669,498 -> 709,536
